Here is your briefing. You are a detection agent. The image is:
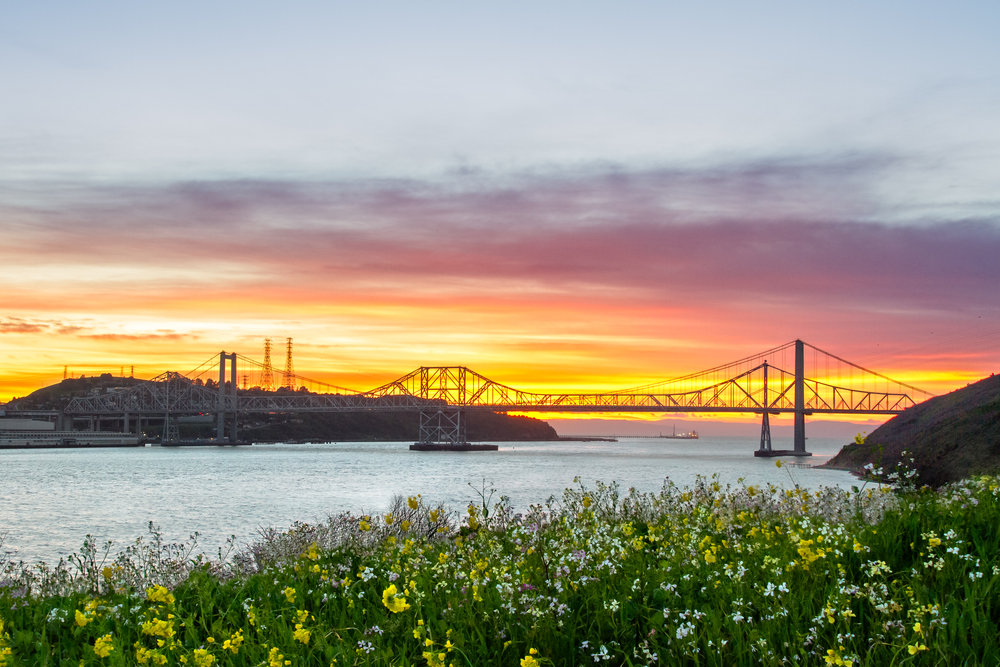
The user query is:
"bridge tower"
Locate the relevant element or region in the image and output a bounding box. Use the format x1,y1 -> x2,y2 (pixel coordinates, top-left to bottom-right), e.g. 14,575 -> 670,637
756,341 -> 811,457
217,351 -> 238,443
758,361 -> 772,453
794,339 -> 807,454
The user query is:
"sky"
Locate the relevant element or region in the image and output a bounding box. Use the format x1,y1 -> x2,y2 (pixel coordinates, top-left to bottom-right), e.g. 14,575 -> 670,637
1,2 -> 999,429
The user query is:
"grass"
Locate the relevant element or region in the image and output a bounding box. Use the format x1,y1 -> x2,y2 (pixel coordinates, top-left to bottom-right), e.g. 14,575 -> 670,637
1,465 -> 999,666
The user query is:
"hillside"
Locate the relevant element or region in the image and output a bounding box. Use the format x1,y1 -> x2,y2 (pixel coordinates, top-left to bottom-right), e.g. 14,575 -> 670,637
244,410 -> 558,442
4,377 -> 559,442
825,374 -> 1000,487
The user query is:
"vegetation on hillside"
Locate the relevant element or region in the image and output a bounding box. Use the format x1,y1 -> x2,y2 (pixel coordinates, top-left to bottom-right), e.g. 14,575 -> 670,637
827,375 -> 1000,487
2,465 -> 999,666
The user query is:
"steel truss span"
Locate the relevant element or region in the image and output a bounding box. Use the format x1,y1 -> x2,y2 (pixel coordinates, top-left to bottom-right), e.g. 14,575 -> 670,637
45,340 -> 933,451
59,340 -> 931,417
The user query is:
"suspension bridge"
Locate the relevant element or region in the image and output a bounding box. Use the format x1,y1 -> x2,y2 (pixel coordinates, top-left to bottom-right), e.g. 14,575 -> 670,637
12,340 -> 932,455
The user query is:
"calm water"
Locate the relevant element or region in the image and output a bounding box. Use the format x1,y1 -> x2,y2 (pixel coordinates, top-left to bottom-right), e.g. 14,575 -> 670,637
0,436 -> 857,563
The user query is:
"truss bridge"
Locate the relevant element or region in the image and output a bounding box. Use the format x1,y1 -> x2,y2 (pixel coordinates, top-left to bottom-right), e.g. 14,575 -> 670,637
43,340 -> 931,455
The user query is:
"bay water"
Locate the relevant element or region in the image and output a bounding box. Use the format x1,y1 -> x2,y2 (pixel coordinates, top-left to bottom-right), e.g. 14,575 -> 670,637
0,436 -> 859,564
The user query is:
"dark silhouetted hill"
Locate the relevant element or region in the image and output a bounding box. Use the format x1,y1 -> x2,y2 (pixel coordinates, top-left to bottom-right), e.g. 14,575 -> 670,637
825,375 -> 1000,487
244,410 -> 558,443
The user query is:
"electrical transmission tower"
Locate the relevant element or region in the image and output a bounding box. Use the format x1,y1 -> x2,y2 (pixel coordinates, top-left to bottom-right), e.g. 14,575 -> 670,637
261,338 -> 274,391
282,337 -> 295,390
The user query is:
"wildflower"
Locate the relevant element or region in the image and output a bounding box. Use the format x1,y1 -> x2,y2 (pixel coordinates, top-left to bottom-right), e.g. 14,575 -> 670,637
775,460 -> 783,468
141,619 -> 176,639
384,513 -> 394,525
268,647 -> 284,667
75,609 -> 92,627
360,519 -> 371,531
408,496 -> 419,509
147,585 -> 175,605
423,651 -> 447,667
283,587 -> 296,603
913,622 -> 922,634
521,656 -> 540,667
93,634 -> 114,658
402,520 -> 411,531
192,649 -> 214,667
222,630 -> 243,654
908,644 -> 928,655
382,584 -> 411,613
293,624 -> 311,644
928,537 -> 941,548
582,495 -> 592,508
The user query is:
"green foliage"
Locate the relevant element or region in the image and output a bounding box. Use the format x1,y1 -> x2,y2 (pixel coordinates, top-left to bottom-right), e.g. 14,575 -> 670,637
3,475 -> 1000,665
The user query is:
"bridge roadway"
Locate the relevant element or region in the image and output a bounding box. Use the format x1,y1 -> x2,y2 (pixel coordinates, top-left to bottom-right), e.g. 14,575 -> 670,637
5,341 -> 930,454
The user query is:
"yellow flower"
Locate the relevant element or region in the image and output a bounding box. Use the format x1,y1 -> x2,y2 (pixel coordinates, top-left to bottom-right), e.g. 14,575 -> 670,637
908,644 -> 928,655
93,634 -> 114,658
75,609 -> 92,627
268,647 -> 284,667
775,460 -> 783,468
913,622 -> 922,635
146,585 -> 175,605
402,520 -> 411,532
422,651 -> 446,667
408,496 -> 419,510
582,495 -> 592,508
283,587 -> 296,603
206,637 -> 215,643
141,619 -> 176,639
521,656 -> 540,667
429,509 -> 441,522
293,624 -> 311,644
359,519 -> 371,531
192,648 -> 215,667
928,537 -> 941,548
382,584 -> 411,613
529,648 -> 538,655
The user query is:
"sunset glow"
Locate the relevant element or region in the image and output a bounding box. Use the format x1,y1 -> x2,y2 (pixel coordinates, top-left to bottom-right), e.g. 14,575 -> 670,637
2,4 -> 998,426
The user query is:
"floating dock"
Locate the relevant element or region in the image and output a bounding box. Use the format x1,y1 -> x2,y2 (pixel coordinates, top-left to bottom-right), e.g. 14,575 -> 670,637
0,430 -> 142,449
160,440 -> 252,447
410,443 -> 498,452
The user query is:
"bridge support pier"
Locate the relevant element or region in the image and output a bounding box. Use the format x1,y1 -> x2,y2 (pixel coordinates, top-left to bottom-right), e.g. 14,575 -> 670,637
216,352 -> 238,443
759,412 -> 772,453
417,409 -> 467,445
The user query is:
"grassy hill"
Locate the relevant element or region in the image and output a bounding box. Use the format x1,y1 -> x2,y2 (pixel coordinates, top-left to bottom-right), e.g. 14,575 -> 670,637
825,374 -> 1000,487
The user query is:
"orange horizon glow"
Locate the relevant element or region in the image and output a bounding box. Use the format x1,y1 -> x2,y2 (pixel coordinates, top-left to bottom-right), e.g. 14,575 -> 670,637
2,172 -> 998,407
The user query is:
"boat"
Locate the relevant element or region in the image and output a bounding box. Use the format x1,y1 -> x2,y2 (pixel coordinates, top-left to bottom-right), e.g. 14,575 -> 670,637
660,425 -> 699,440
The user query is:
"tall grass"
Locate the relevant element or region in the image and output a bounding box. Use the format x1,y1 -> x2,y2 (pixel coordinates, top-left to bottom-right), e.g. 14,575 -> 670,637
2,468 -> 999,666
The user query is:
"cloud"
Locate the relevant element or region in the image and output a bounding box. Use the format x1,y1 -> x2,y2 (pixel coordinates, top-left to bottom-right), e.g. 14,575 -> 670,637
0,317 -> 95,335
0,317 -> 49,334
2,154 -> 998,317
83,332 -> 189,342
